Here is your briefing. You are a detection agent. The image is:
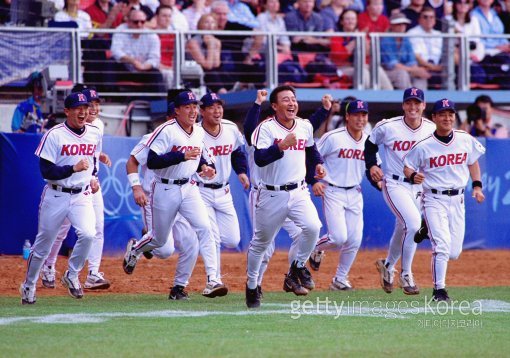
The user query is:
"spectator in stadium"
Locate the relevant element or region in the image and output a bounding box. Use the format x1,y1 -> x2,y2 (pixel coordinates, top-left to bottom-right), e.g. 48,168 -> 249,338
186,13 -> 232,92
119,0 -> 155,21
452,0 -> 486,84
110,9 -> 165,92
425,0 -> 451,30
54,0 -> 93,36
402,0 -> 425,29
156,5 -> 175,89
285,0 -> 334,53
320,0 -> 351,31
358,0 -> 390,33
183,0 -> 211,30
159,0 -> 191,30
11,73 -> 46,134
496,0 -> 510,34
380,12 -> 430,89
471,0 -> 510,89
250,0 -> 291,57
469,95 -> 508,138
227,0 -> 259,28
330,9 -> 393,89
85,0 -> 125,29
407,6 -> 443,88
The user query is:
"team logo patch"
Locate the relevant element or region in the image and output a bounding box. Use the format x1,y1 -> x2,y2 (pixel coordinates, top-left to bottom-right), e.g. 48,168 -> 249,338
357,101 -> 364,109
442,99 -> 449,108
410,88 -> 418,96
77,93 -> 86,102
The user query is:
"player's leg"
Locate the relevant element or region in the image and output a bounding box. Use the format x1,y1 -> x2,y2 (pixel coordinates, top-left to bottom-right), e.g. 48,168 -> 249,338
200,188 -> 222,277
282,218 -> 303,265
331,191 -> 363,291
170,215 -> 199,300
22,187 -> 70,297
85,189 -> 110,290
247,189 -> 287,290
179,184 -> 226,297
64,192 -> 97,298
215,189 -> 241,278
448,196 -> 465,261
423,194 -> 451,301
41,217 -> 72,288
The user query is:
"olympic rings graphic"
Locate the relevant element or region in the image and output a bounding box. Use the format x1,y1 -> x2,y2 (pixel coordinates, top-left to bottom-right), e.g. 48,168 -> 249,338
100,158 -> 141,216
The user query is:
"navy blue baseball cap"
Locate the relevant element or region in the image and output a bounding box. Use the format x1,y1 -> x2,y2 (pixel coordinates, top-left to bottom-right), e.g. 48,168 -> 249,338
64,92 -> 88,109
346,100 -> 369,114
432,98 -> 456,114
174,91 -> 199,107
82,88 -> 101,103
403,87 -> 425,102
200,92 -> 225,107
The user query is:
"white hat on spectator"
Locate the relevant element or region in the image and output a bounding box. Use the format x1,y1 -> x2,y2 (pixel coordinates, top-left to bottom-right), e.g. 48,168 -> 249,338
389,13 -> 411,25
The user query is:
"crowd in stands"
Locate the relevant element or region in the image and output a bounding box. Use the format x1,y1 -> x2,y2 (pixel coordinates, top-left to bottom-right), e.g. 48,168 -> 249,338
1,0 -> 510,92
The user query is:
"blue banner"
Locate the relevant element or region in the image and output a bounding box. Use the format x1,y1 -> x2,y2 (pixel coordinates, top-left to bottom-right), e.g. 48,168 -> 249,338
0,133 -> 508,255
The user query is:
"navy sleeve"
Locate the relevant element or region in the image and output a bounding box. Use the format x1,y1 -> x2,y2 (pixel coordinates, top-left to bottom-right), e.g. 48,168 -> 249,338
92,156 -> 98,177
147,149 -> 185,169
254,143 -> 284,167
196,156 -> 215,172
364,136 -> 379,170
305,144 -> 323,184
39,158 -> 74,180
309,107 -> 330,132
231,147 -> 248,174
243,103 -> 261,146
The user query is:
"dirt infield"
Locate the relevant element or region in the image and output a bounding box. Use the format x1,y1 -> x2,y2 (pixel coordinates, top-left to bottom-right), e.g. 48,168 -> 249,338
1,249 -> 509,297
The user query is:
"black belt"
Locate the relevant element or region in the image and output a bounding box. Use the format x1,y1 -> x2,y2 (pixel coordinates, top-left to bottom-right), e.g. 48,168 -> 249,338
431,189 -> 465,196
265,181 -> 303,191
51,184 -> 88,194
328,183 -> 355,190
161,178 -> 189,185
392,174 -> 411,183
198,182 -> 228,189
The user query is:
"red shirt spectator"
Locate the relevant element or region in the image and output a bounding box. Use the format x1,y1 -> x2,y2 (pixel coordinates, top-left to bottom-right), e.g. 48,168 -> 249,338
357,0 -> 390,33
86,0 -> 124,29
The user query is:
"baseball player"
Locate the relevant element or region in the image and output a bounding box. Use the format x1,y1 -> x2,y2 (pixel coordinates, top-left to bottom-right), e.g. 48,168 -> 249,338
39,88 -> 112,291
364,87 -> 436,295
127,128 -> 199,300
246,85 -> 325,308
20,92 -> 101,304
403,98 -> 485,301
195,92 -> 249,280
308,100 -> 371,291
243,90 -> 332,297
123,90 -> 228,298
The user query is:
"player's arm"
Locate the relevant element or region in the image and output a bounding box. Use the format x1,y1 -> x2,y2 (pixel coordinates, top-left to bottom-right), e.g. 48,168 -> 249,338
243,90 -> 267,146
364,136 -> 384,182
309,94 -> 333,132
39,158 -> 87,180
403,165 -> 425,184
305,143 -> 325,185
146,149 -> 186,169
126,155 -> 147,207
468,161 -> 485,203
99,152 -> 112,167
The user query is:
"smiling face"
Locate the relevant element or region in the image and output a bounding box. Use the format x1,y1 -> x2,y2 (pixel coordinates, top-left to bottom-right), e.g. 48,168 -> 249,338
175,103 -> 199,130
87,100 -> 100,122
65,105 -> 89,129
200,102 -> 223,127
402,99 -> 426,121
345,112 -> 368,132
432,110 -> 455,135
272,90 -> 298,122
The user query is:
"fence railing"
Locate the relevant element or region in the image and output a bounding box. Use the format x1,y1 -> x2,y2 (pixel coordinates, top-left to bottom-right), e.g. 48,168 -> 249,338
0,26 -> 508,97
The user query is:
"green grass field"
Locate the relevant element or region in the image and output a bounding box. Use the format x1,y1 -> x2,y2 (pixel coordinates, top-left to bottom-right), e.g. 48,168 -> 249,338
1,287 -> 509,357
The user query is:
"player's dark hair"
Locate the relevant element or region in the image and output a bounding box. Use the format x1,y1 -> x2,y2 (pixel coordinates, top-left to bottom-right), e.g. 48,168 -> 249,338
269,85 -> 296,104
71,83 -> 88,93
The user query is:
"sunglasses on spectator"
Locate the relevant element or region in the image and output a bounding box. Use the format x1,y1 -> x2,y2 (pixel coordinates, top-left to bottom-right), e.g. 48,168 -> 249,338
131,19 -> 146,24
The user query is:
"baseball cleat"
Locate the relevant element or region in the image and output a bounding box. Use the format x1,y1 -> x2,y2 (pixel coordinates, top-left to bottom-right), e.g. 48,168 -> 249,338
309,250 -> 324,271
414,220 -> 430,244
432,288 -> 450,302
329,277 -> 353,291
283,263 -> 309,296
257,285 -> 263,300
202,279 -> 228,298
40,265 -> 56,289
123,238 -> 140,275
169,285 -> 190,300
375,259 -> 394,293
399,274 -> 420,295
20,284 -> 36,305
84,271 -> 111,290
61,270 -> 84,299
246,284 -> 261,309
295,263 -> 315,290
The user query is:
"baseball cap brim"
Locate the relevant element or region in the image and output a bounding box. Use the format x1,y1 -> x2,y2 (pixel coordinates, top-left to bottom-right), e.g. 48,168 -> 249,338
404,96 -> 424,102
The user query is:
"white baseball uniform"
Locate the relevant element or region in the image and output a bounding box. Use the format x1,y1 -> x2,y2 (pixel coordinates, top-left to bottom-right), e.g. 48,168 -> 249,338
367,116 -> 436,276
131,120 -> 219,282
315,128 -> 367,282
44,118 -> 106,275
130,134 -> 198,287
246,116 -> 322,289
194,119 -> 244,277
23,122 -> 101,291
403,130 -> 485,289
